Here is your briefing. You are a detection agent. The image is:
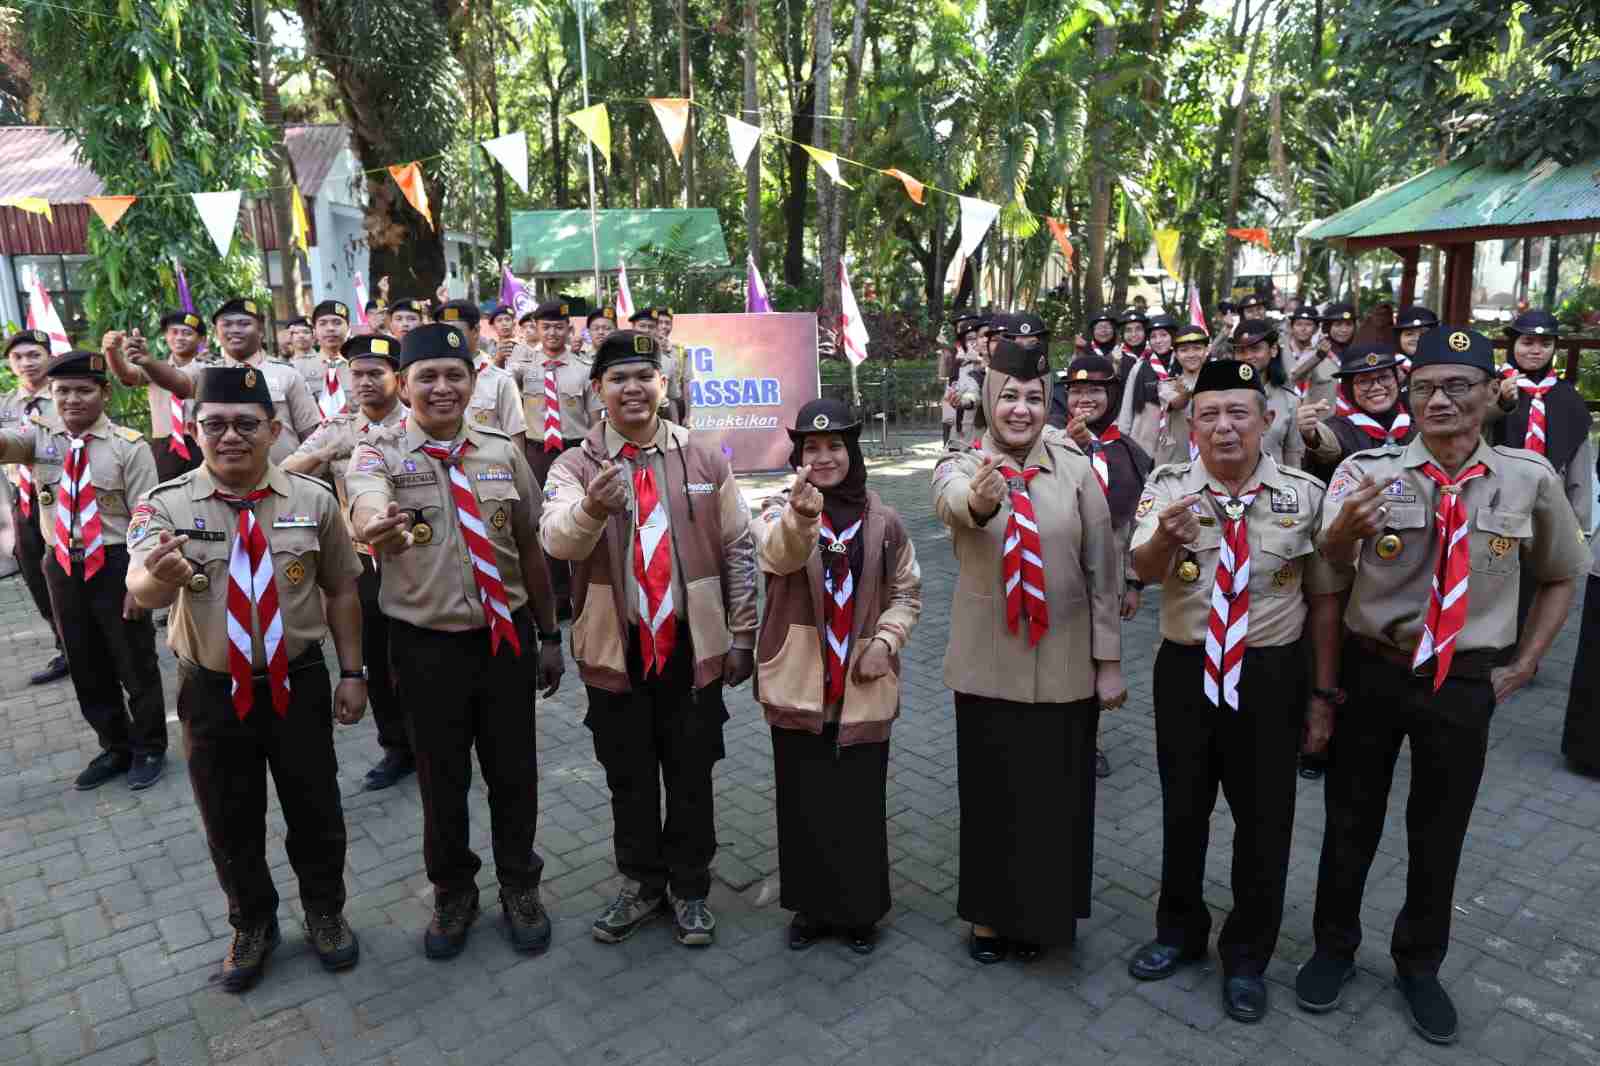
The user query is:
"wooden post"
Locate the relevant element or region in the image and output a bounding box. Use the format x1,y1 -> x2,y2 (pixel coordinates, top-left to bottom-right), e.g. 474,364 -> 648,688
1397,246 -> 1419,307
1442,243 -> 1475,323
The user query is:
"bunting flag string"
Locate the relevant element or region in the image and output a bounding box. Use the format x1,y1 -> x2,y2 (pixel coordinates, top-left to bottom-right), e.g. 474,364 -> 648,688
0,196 -> 53,223
1044,217 -> 1074,266
725,114 -> 763,170
1228,227 -> 1271,251
802,144 -> 852,189
882,168 -> 925,205
956,196 -> 1000,260
191,190 -> 242,257
567,103 -> 612,166
648,98 -> 691,163
86,195 -> 136,230
387,163 -> 434,230
480,131 -> 530,194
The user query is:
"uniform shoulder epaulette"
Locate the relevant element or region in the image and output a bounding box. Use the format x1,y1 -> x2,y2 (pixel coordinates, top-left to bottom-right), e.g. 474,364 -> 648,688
472,424 -> 512,442
285,470 -> 338,496
576,351 -> 594,365
362,422 -> 404,445
148,471 -> 196,496
1490,444 -> 1558,475
1278,464 -> 1328,490
1043,433 -> 1086,458
114,425 -> 143,443
1148,460 -> 1193,482
1345,444 -> 1399,463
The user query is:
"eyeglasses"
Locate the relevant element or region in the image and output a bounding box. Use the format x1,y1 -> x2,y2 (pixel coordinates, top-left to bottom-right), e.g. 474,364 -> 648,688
1408,377 -> 1487,402
195,417 -> 265,439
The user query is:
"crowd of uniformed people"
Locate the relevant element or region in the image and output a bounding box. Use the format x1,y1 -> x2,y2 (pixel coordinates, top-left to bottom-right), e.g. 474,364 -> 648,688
1,285 -> 1594,1048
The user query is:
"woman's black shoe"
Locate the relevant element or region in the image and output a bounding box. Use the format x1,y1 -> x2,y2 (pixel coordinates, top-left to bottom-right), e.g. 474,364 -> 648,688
968,930 -> 1008,964
788,914 -> 827,951
1012,941 -> 1045,963
847,927 -> 877,955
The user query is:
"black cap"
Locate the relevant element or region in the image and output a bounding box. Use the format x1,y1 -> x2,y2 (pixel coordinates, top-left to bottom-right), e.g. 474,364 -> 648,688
1087,310 -> 1118,328
1288,305 -> 1318,323
285,316 -> 310,330
1192,359 -> 1264,395
488,304 -> 515,322
1117,308 -> 1149,326
988,338 -> 1050,382
4,329 -> 51,356
159,310 -> 205,332
528,299 -> 572,323
1216,300 -> 1238,315
1320,301 -> 1356,323
627,307 -> 657,325
1146,314 -> 1179,335
341,333 -> 400,366
1393,305 -> 1438,331
1505,309 -> 1560,338
955,318 -> 981,339
1334,343 -> 1402,378
1232,319 -> 1279,346
436,300 -> 481,327
387,297 -> 426,316
45,350 -> 108,382
1238,293 -> 1266,310
1064,354 -> 1117,381
998,311 -> 1050,338
1413,326 -> 1495,375
312,299 -> 351,323
584,307 -> 615,326
787,397 -> 862,443
1172,324 -> 1210,346
194,365 -> 274,414
212,297 -> 263,323
398,323 -> 473,370
365,299 -> 384,313
590,329 -> 661,381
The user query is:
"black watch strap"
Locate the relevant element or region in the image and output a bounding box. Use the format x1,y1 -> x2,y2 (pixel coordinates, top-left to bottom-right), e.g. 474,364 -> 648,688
1311,686 -> 1346,705
341,668 -> 368,680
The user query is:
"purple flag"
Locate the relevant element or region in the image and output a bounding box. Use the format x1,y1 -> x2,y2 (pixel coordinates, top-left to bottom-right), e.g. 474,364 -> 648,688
174,258 -> 195,313
746,254 -> 772,313
500,265 -> 536,321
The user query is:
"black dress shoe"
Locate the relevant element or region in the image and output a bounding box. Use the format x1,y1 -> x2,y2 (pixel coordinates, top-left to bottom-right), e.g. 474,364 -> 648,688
1094,749 -> 1111,779
1223,975 -> 1268,1023
1128,940 -> 1205,981
788,914 -> 827,951
847,926 -> 877,955
75,752 -> 131,791
1298,752 -> 1327,780
127,754 -> 165,791
364,750 -> 415,791
1012,941 -> 1045,963
1295,953 -> 1354,1012
968,930 -> 1008,965
30,653 -> 68,686
1396,975 -> 1458,1045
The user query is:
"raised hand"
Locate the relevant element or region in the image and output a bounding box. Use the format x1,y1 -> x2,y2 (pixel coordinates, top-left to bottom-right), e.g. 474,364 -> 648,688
967,452 -> 1008,517
788,464 -> 823,519
582,460 -> 630,518
1498,374 -> 1520,407
144,531 -> 195,587
1065,413 -> 1092,448
361,501 -> 414,555
1328,475 -> 1387,543
1157,493 -> 1203,546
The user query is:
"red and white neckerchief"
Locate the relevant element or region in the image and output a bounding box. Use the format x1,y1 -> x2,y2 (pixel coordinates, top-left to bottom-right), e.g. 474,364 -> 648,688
319,362 -> 347,421
620,442 -> 675,674
54,435 -> 105,579
818,513 -> 862,704
541,361 -> 564,453
1146,352 -> 1172,437
1333,388 -> 1355,417
1085,424 -> 1122,495
982,445 -> 1047,644
1347,404 -> 1410,446
1203,485 -> 1262,710
1412,461 -> 1489,690
166,389 -> 190,459
15,461 -> 33,520
1504,366 -> 1556,455
1188,432 -> 1200,462
420,437 -> 523,657
218,488 -> 290,719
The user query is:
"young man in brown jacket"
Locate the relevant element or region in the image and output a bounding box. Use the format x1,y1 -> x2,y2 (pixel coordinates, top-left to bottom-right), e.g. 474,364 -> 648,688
540,328 -> 758,948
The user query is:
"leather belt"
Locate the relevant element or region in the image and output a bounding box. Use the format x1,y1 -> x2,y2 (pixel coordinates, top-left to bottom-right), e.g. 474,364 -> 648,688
1351,635 -> 1498,682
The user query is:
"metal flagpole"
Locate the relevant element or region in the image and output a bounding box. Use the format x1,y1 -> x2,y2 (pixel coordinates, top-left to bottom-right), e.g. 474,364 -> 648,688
575,0 -> 603,302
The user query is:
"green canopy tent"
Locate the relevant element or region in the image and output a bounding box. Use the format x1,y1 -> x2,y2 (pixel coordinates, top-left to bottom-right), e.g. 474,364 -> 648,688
510,207 -> 731,283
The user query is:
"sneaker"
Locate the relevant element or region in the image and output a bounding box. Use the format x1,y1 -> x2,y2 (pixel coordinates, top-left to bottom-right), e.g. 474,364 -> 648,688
499,886 -> 552,954
1397,974 -> 1458,1045
127,753 -> 165,791
1295,953 -> 1354,1013
75,751 -> 131,791
304,911 -> 359,971
363,750 -> 415,791
220,919 -> 281,992
592,881 -> 665,944
30,653 -> 68,686
424,890 -> 479,959
670,892 -> 715,947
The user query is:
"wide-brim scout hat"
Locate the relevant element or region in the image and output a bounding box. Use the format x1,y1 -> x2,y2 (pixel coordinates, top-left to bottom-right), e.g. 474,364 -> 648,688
988,338 -> 1050,382
998,311 -> 1051,338
787,397 -> 862,443
1232,319 -> 1279,347
1334,342 -> 1402,378
1087,310 -> 1118,330
1393,305 -> 1438,331
1172,324 -> 1210,347
1504,309 -> 1559,339
1117,308 -> 1150,327
1238,293 -> 1267,311
1319,302 -> 1356,324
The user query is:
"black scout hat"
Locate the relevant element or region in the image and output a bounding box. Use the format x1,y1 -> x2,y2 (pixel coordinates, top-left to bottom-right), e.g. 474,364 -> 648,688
1320,301 -> 1356,323
590,329 -> 661,381
1172,324 -> 1210,347
45,350 -> 107,382
1334,342 -> 1402,378
312,299 -> 351,323
4,329 -> 50,357
365,299 -> 384,314
398,323 -> 473,370
1087,310 -> 1118,329
1117,308 -> 1150,327
489,304 -> 515,322
211,297 -> 263,323
159,311 -> 204,332
387,296 -> 427,316
1193,358 -> 1264,395
786,397 -> 861,443
436,300 -> 481,327
1412,326 -> 1495,375
1394,305 -> 1438,331
1288,305 -> 1318,323
195,365 -> 274,414
1505,309 -> 1560,338
1238,292 -> 1266,311
627,308 -> 657,325
1232,319 -> 1279,346
528,299 -> 572,323
1146,314 -> 1180,336
285,316 -> 310,330
1216,299 -> 1238,315
341,333 -> 400,367
586,307 -> 616,327
988,338 -> 1050,382
997,311 -> 1050,338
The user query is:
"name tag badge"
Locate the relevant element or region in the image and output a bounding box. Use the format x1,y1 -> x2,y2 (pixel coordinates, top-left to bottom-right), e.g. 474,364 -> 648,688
1383,478 -> 1418,504
178,528 -> 227,542
686,482 -> 715,494
272,515 -> 317,528
476,467 -> 514,482
395,472 -> 438,489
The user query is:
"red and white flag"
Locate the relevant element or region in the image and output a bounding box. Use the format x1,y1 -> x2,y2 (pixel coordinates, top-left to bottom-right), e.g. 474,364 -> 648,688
1188,287 -> 1206,329
353,273 -> 371,330
25,271 -> 71,353
839,261 -> 870,366
616,262 -> 636,323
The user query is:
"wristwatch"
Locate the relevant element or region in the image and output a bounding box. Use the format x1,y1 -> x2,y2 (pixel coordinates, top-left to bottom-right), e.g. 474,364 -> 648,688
1310,686 -> 1346,705
340,667 -> 368,681
538,630 -> 563,646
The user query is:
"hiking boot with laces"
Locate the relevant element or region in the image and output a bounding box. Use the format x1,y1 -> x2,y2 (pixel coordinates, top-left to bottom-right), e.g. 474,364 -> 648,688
220,918 -> 281,993
304,911 -> 359,971
670,891 -> 716,947
499,885 -> 552,954
424,890 -> 479,959
591,880 -> 665,944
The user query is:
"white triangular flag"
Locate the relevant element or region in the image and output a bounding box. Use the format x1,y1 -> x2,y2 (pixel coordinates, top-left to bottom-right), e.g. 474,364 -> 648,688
192,190 -> 242,258
956,196 -> 1000,261
838,260 -> 870,367
481,132 -> 530,194
726,115 -> 763,170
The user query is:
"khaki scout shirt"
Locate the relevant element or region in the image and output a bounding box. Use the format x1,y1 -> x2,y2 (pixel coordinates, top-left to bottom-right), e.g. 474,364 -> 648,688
466,363 -> 527,437
517,352 -> 597,440
128,465 -> 361,673
345,421 -> 540,630
0,415 -> 158,551
1319,436 -> 1589,655
1132,454 -> 1349,647
1287,344 -> 1339,411
179,354 -> 322,464
142,356 -> 208,440
1263,382 -> 1306,471
0,385 -> 54,492
288,402 -> 408,550
291,352 -> 354,413
659,344 -> 687,403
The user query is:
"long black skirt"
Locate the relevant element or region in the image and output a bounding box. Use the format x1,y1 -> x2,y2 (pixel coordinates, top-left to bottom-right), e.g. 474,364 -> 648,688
955,692 -> 1100,945
1563,574 -> 1600,772
771,723 -> 891,929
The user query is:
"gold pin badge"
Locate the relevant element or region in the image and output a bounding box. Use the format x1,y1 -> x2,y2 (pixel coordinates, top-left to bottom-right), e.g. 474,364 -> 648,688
1075,369 -> 1089,381
336,303 -> 348,318
1223,499 -> 1247,521
813,414 -> 830,430
411,522 -> 433,545
37,488 -> 54,506
284,560 -> 306,585
188,572 -> 210,593
491,508 -> 508,531
1277,517 -> 1296,528
1447,331 -> 1471,352
243,369 -> 258,389
184,314 -> 200,329
1375,533 -> 1402,560
1177,560 -> 1201,583
1238,365 -> 1254,381
1489,535 -> 1513,558
1366,353 -> 1380,366
1272,565 -> 1295,588
633,334 -> 653,354
243,300 -> 258,315
560,304 -> 570,316
1136,497 -> 1155,518
442,308 -> 460,321
446,331 -> 461,348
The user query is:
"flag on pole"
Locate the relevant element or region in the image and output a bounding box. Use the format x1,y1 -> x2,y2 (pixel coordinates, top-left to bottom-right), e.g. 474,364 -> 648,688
746,255 -> 772,313
1188,286 -> 1206,329
25,270 -> 71,353
838,261 -> 870,367
499,265 -> 524,312
173,258 -> 195,314
290,187 -> 311,255
1154,228 -> 1182,281
353,272 -> 371,329
616,261 -> 636,322
1044,217 -> 1074,267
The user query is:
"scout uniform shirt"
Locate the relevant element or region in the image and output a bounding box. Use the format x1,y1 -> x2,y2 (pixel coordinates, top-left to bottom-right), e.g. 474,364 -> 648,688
287,402 -> 408,551
517,349 -> 598,440
1262,381 -> 1307,471
0,384 -> 55,500
1319,437 -> 1589,656
344,421 -> 541,630
127,466 -> 361,673
1288,343 -> 1339,409
178,355 -> 322,465
291,352 -> 354,414
0,414 -> 158,555
658,343 -> 688,411
1131,454 -> 1349,646
468,359 -> 528,437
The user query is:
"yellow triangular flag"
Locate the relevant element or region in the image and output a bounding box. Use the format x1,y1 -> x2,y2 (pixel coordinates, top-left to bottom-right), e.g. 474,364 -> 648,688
568,103 -> 612,166
802,144 -> 852,189
882,168 -> 925,205
648,98 -> 691,164
86,195 -> 137,230
0,196 -> 53,223
290,186 -> 310,255
1154,228 -> 1182,280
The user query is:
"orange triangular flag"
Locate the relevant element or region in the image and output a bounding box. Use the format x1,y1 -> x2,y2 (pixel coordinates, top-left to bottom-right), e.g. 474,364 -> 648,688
1227,227 -> 1271,251
388,163 -> 434,230
86,196 -> 137,230
882,168 -> 925,205
1045,217 -> 1074,267
648,98 -> 691,163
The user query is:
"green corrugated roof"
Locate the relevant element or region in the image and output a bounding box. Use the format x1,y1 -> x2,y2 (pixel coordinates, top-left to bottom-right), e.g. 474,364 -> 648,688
1300,152 -> 1600,247
510,208 -> 730,276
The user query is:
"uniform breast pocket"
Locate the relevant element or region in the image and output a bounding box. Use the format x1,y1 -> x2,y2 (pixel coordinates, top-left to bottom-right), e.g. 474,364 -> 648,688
1254,529 -> 1314,597
1471,509 -> 1531,577
95,485 -> 129,518
1364,504 -> 1428,567
474,481 -> 521,543
268,529 -> 321,608
184,543 -> 230,603
469,397 -> 497,425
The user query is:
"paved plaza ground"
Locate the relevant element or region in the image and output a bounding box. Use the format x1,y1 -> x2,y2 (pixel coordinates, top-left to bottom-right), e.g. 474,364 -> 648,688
3,436 -> 1600,1066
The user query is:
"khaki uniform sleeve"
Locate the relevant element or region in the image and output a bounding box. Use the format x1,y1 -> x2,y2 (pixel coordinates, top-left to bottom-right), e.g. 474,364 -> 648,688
1078,465 -> 1123,661
931,451 -> 986,530
343,442 -> 394,517
1565,438 -> 1593,534
315,488 -> 363,587
1316,456 -> 1365,550
121,436 -> 159,512
1280,395 -> 1306,471
873,532 -> 922,655
1528,463 -> 1591,583
538,451 -> 608,561
126,491 -> 176,571
496,375 -> 526,436
1307,422 -> 1341,463
284,374 -> 323,445
717,467 -> 758,639
1128,471 -> 1176,554
1299,482 -> 1352,594
0,429 -> 37,464
753,495 -> 818,576
288,420 -> 339,477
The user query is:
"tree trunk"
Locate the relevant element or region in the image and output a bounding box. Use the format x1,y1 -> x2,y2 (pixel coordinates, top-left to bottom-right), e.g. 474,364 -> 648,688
743,0 -> 760,265
1220,1 -> 1271,301
1111,232 -> 1133,309
815,0 -> 836,316
677,0 -> 694,207
782,83 -> 815,286
1085,22 -> 1118,315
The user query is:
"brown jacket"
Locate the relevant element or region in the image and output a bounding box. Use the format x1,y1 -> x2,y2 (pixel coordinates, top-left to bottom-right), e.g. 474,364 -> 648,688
752,489 -> 922,746
540,420 -> 758,693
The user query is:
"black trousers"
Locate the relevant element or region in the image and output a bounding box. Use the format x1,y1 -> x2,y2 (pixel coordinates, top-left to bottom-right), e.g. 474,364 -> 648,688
1153,640 -> 1304,976
9,480 -> 60,650
151,434 -> 202,483
1563,575 -> 1600,770
358,556 -> 407,756
43,546 -> 166,757
390,611 -> 544,898
525,439 -> 580,605
585,625 -> 726,899
1312,646 -> 1494,976
179,649 -> 347,929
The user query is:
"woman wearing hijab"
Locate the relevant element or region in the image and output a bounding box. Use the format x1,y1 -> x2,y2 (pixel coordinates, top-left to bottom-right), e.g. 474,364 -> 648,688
1123,323 -> 1211,466
753,398 -> 923,954
1231,320 -> 1306,470
931,339 -> 1126,964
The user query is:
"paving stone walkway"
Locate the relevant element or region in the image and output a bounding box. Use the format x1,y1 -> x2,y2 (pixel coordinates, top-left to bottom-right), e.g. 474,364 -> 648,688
3,436 -> 1600,1066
